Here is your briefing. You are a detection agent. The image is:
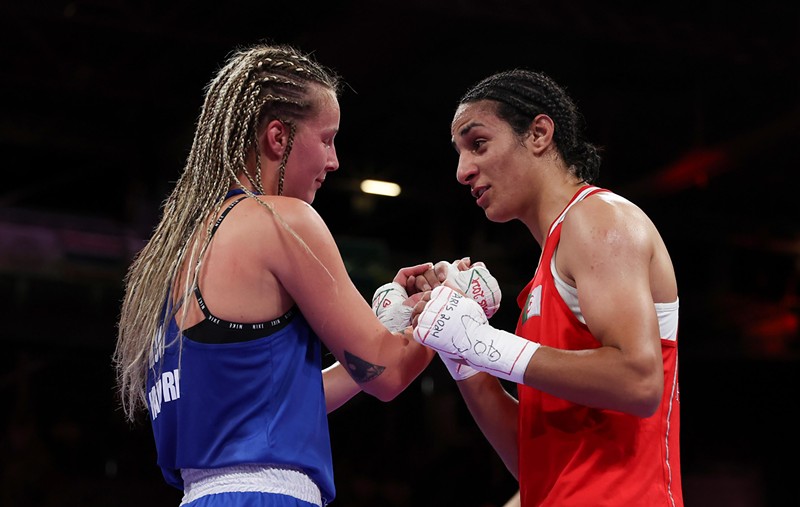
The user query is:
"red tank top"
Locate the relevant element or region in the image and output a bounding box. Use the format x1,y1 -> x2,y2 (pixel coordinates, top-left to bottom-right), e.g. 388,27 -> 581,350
515,186 -> 682,507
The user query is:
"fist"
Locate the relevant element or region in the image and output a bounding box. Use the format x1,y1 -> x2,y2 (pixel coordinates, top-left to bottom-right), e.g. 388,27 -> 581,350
445,261 -> 502,318
412,286 -> 488,357
372,282 -> 413,332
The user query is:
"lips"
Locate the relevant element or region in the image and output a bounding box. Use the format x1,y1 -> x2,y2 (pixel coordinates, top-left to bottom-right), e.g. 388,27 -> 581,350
472,185 -> 489,207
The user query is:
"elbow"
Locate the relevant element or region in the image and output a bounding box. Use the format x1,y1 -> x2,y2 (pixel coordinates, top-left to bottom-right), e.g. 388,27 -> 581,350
630,397 -> 660,419
360,378 -> 406,403
627,376 -> 663,418
617,349 -> 664,418
373,390 -> 400,403
357,339 -> 433,402
365,387 -> 401,403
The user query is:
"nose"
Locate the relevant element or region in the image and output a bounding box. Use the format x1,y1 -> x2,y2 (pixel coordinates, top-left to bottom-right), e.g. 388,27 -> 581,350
456,155 -> 476,186
327,147 -> 339,172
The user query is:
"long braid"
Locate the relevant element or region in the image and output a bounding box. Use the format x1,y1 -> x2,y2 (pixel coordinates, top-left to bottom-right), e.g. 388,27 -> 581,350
115,44 -> 340,422
460,69 -> 601,183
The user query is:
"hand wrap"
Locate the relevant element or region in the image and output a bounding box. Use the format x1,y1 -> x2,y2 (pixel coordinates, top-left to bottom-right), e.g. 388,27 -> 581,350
371,282 -> 413,332
445,261 -> 501,318
414,286 -> 539,384
439,352 -> 480,381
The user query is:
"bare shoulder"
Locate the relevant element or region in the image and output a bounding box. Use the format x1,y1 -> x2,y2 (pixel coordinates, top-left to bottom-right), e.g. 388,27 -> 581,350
214,196 -> 338,276
558,191 -> 659,281
233,195 -> 330,239
572,191 -> 650,224
562,191 -> 655,249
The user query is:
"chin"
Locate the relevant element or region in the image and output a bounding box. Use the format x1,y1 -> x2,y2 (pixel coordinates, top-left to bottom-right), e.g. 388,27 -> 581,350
484,208 -> 512,224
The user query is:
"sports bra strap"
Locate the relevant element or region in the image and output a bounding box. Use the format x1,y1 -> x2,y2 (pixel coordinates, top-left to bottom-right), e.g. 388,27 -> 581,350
192,195 -> 247,319
185,195 -> 297,342
210,196 -> 247,238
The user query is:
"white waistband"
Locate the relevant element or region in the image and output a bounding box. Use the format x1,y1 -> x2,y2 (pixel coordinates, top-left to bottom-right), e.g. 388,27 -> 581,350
180,464 -> 321,506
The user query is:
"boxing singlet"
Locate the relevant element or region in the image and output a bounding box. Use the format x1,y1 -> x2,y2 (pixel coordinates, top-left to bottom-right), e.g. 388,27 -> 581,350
515,185 -> 682,507
146,195 -> 335,505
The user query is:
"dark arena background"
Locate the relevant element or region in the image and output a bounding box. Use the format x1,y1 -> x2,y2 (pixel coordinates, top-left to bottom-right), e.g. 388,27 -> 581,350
1,2 -> 798,506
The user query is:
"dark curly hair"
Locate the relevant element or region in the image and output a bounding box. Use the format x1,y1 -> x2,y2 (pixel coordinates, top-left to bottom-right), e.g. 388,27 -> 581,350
459,69 -> 601,183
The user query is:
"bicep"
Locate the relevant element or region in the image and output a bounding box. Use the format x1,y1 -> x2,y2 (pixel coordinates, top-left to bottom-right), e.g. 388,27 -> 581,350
270,203 -> 390,364
578,261 -> 661,363
561,209 -> 662,367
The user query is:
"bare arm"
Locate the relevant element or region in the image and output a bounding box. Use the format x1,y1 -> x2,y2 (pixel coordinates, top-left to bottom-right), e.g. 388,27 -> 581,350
322,361 -> 361,413
415,258 -> 521,476
502,490 -> 521,507
271,199 -> 435,401
411,195 -> 669,417
456,372 -> 521,478
523,195 -> 666,416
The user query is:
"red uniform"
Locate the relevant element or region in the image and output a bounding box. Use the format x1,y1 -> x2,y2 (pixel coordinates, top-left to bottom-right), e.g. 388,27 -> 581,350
515,186 -> 682,506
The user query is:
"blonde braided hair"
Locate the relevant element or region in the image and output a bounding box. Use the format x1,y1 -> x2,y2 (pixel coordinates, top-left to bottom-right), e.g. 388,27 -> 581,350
114,43 -> 340,421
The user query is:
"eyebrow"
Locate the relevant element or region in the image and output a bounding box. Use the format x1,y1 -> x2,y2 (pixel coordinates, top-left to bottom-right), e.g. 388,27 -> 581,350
458,121 -> 482,138
450,121 -> 484,149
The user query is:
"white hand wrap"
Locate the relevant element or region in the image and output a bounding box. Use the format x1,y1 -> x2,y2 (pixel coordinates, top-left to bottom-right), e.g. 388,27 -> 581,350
439,352 -> 480,381
371,282 -> 413,333
414,286 -> 539,384
445,261 -> 502,318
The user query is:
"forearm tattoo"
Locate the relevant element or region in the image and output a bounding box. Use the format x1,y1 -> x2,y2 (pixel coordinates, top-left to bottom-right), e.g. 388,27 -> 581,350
344,351 -> 386,383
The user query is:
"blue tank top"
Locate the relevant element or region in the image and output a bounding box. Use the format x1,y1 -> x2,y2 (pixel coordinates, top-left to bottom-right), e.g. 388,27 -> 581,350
146,192 -> 335,504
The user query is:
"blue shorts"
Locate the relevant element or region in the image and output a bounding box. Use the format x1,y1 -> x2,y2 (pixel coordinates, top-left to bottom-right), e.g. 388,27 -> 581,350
183,491 -> 320,507
180,465 -> 324,507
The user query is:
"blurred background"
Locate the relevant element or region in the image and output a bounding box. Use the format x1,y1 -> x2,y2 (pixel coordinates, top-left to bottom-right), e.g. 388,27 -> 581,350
1,1 -> 798,506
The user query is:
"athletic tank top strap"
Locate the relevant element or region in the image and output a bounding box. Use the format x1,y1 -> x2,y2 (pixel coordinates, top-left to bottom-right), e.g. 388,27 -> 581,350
547,185 -> 606,238
210,194 -> 247,236
534,186 -> 606,274
186,193 -> 295,344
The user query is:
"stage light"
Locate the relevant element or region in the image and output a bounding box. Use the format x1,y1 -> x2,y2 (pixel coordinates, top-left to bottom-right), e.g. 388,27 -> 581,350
360,179 -> 401,197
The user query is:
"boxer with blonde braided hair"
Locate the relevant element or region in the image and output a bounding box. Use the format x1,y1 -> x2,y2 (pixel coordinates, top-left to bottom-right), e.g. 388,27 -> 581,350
114,43 -> 436,507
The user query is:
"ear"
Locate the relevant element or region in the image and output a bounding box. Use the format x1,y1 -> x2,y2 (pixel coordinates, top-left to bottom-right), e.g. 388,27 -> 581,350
260,119 -> 289,159
527,114 -> 555,155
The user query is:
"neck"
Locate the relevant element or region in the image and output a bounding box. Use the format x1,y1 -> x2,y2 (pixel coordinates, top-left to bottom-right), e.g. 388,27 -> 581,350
526,177 -> 587,245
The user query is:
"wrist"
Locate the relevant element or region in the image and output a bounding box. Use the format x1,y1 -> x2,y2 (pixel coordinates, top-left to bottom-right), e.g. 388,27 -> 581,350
413,286 -> 536,384
439,352 -> 480,382
372,282 -> 411,332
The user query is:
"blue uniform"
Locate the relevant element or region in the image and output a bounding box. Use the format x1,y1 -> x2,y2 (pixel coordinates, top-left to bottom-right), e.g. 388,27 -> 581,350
146,196 -> 335,506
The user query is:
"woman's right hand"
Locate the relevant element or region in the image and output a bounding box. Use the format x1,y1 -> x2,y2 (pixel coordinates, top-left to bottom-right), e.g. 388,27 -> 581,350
393,261 -> 444,295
